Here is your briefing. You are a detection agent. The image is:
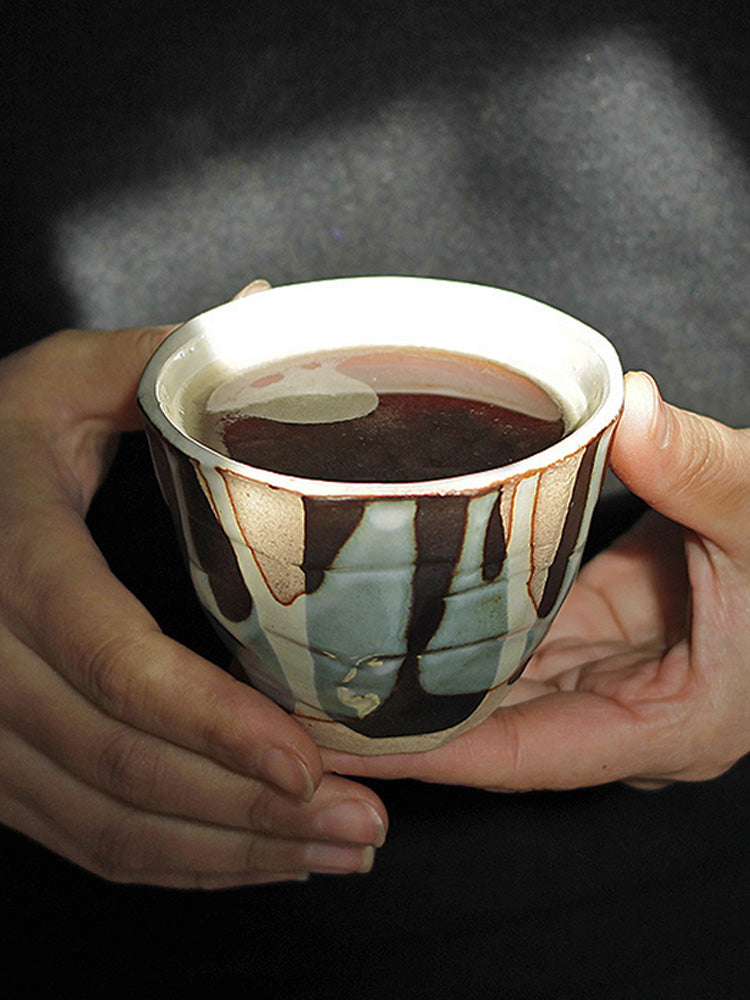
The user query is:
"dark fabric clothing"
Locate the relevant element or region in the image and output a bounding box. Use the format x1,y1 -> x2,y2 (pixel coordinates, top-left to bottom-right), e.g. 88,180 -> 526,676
3,2 -> 749,995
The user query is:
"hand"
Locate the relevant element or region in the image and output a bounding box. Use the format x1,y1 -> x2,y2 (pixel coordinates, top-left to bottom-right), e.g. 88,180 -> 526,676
0,327 -> 386,888
324,372 -> 750,791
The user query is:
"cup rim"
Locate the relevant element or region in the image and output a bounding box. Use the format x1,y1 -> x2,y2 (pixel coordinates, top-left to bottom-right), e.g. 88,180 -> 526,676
137,276 -> 624,498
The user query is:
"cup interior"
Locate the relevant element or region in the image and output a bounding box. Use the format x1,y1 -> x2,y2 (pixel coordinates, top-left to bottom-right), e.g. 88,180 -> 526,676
139,277 -> 623,493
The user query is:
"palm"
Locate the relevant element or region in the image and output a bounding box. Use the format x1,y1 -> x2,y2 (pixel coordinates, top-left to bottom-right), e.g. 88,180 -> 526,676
325,511 -> 727,789
512,510 -> 689,707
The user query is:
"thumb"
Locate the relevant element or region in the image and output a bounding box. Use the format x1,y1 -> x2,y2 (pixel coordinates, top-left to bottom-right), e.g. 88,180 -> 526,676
610,371 -> 750,557
0,325 -> 177,510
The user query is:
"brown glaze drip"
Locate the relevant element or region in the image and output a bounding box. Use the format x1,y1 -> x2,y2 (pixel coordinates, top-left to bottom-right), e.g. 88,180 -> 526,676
482,491 -> 506,582
144,424 -> 181,523
537,435 -> 601,618
178,458 -> 254,622
145,427 -> 253,623
505,656 -> 532,686
302,497 -> 366,593
342,495 -> 488,737
408,496 -> 469,654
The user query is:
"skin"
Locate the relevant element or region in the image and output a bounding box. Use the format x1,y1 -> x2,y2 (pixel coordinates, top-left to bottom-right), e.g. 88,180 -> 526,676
1,323 -> 748,887
0,326 -> 386,889
325,371 -> 750,791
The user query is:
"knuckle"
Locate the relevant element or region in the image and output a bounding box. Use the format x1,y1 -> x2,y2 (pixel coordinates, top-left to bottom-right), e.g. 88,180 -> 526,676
90,814 -> 152,882
243,783 -> 283,834
95,726 -> 165,806
681,417 -> 727,483
675,411 -> 720,480
196,712 -> 235,763
239,827 -> 296,874
81,631 -> 152,717
1,331 -> 82,419
241,833 -> 274,873
193,698 -> 257,773
674,415 -> 747,507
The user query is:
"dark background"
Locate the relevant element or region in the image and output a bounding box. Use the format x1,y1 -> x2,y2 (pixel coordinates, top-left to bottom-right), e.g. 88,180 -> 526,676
3,1 -> 749,995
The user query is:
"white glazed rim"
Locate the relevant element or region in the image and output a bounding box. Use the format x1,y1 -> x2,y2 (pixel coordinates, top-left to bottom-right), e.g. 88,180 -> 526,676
137,276 -> 624,498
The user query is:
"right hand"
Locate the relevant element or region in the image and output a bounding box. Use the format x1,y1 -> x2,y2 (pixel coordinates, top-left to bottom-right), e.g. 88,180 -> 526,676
0,326 -> 387,888
325,373 -> 750,793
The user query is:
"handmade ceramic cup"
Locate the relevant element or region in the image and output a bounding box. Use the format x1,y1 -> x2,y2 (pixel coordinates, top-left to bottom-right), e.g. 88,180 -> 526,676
137,276 -> 623,754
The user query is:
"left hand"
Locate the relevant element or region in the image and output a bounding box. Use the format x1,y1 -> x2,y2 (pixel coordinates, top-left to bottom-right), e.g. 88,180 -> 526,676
324,372 -> 750,791
0,326 -> 386,888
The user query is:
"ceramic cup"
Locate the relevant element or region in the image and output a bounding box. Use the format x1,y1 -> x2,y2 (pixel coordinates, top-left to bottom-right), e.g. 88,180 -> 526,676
137,276 -> 623,754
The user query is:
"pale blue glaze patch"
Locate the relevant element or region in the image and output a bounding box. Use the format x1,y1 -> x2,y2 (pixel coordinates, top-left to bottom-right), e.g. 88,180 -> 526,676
443,491 -> 500,590
312,648 -> 405,721
521,619 -> 553,664
306,499 -> 416,718
429,575 -> 512,648
416,636 -> 506,695
229,602 -> 297,711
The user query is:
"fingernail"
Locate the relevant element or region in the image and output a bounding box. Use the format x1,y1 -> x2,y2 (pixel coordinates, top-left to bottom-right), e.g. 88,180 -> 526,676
313,801 -> 387,848
644,372 -> 672,450
304,842 -> 376,874
232,278 -> 272,300
260,747 -> 315,801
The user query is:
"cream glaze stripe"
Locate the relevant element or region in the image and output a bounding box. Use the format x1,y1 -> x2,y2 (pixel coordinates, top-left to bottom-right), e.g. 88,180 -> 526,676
218,469 -> 306,606
499,472 -> 540,680
528,449 -> 586,611
200,464 -> 321,714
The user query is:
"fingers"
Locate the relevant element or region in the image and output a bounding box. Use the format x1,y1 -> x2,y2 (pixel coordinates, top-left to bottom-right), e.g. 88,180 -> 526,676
0,623 -> 384,837
611,371 -> 750,560
0,610 -> 387,887
325,691 -> 633,791
232,278 -> 272,299
0,516 -> 391,889
0,326 -> 177,509
0,728 -> 379,888
7,505 -> 328,798
325,633 -> 740,791
2,329 -> 323,798
324,679 -> 684,792
0,324 -> 390,885
0,325 -> 174,431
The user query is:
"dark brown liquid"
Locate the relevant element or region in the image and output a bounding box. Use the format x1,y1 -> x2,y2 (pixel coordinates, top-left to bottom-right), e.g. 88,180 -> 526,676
191,348 -> 567,483
220,390 -> 564,482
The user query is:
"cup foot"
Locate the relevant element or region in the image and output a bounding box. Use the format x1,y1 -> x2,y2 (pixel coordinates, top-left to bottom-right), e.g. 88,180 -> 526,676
294,684 -> 512,755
